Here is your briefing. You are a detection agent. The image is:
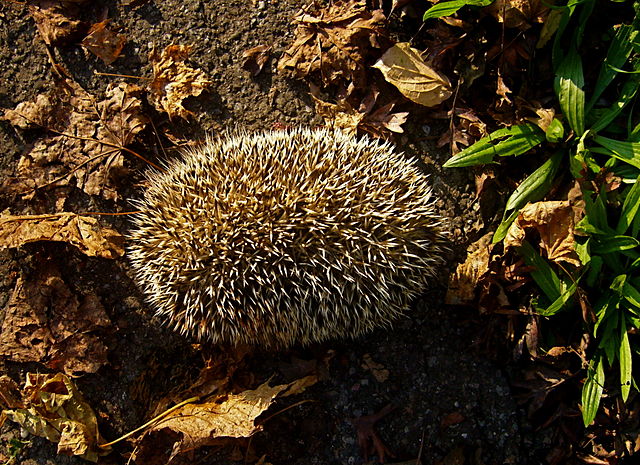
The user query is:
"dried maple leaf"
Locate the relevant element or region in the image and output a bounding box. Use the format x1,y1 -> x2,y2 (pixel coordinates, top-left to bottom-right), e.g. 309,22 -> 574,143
81,19 -> 126,64
0,212 -> 124,259
372,42 -> 453,107
132,376 -> 317,464
148,44 -> 212,120
361,354 -> 389,382
278,0 -> 388,87
312,88 -> 408,138
242,44 -> 272,76
2,373 -> 109,462
2,79 -> 147,201
28,0 -> 86,46
504,201 -> 582,267
486,0 -> 550,30
0,259 -> 111,376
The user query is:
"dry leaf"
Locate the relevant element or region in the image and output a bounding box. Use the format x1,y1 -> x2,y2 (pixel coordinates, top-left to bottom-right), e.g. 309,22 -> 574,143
28,0 -> 86,46
361,354 -> 389,382
0,258 -> 111,375
148,44 -> 212,120
372,42 -> 452,107
504,201 -> 582,266
2,373 -> 109,462
2,80 -> 147,201
312,88 -> 408,138
132,376 -> 317,464
278,0 -> 388,87
81,19 -> 126,64
486,0 -> 550,30
0,212 -> 124,259
242,45 -> 272,76
446,232 -> 494,305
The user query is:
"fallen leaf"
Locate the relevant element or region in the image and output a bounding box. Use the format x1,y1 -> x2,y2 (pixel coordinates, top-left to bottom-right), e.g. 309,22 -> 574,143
2,79 -> 147,201
504,201 -> 582,267
0,212 -> 124,259
2,373 -> 109,462
148,44 -> 212,120
0,258 -> 111,375
486,0 -> 550,30
312,87 -> 408,138
278,0 -> 388,87
132,376 -> 317,464
372,42 -> 452,107
81,19 -> 126,64
440,411 -> 465,429
361,354 -> 390,382
351,404 -> 395,463
242,45 -> 272,76
446,232 -> 494,305
28,0 -> 86,46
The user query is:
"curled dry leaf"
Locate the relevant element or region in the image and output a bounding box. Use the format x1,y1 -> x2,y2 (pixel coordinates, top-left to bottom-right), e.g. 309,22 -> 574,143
81,19 -> 126,64
278,0 -> 387,87
446,232 -> 494,305
0,212 -> 124,259
0,258 -> 111,376
2,79 -> 147,201
372,42 -> 452,107
504,201 -> 582,267
486,0 -> 550,30
242,44 -> 272,76
28,0 -> 86,46
132,376 -> 317,464
148,44 -> 212,120
1,373 -> 109,462
312,88 -> 408,138
361,354 -> 389,383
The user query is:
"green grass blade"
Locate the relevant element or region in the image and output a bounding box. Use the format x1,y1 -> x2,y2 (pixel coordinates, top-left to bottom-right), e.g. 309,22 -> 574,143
423,0 -> 494,20
620,316 -> 632,402
590,73 -> 640,133
493,209 -> 520,244
555,47 -> 586,136
519,240 -> 562,302
587,25 -> 637,112
593,136 -> 640,169
592,235 -> 640,254
505,151 -> 564,211
540,280 -> 578,316
582,353 -> 605,426
443,124 -> 545,168
616,176 -> 640,234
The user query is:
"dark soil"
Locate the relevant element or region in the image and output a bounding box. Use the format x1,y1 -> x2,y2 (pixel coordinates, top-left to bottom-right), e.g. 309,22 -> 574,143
0,1 -> 530,464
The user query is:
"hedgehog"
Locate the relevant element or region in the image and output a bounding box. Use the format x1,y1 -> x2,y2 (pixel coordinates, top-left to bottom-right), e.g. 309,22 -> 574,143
128,127 -> 446,348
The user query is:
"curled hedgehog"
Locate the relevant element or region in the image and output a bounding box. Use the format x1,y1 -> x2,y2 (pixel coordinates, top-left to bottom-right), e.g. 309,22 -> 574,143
128,128 -> 447,348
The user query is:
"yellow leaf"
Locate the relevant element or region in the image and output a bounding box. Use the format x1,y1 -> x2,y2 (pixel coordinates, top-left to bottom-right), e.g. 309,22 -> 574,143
372,42 -> 452,107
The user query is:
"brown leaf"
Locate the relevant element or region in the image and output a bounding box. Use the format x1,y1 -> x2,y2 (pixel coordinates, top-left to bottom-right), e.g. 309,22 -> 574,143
132,376 -> 318,464
440,411 -> 465,429
242,45 -> 272,76
0,259 -> 111,376
486,0 -> 550,30
446,232 -> 494,305
0,212 -> 124,259
504,201 -> 581,267
312,88 -> 408,138
361,354 -> 389,382
278,0 -> 388,87
81,19 -> 126,64
148,44 -> 212,120
2,373 -> 109,462
2,80 -> 147,201
372,42 -> 452,107
28,0 -> 86,46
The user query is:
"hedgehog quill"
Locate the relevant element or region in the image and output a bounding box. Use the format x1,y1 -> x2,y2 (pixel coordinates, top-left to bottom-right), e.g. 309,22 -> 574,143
128,128 -> 447,347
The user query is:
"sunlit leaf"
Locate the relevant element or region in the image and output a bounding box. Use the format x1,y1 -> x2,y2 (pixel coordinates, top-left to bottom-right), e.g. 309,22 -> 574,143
582,354 -> 604,426
555,47 -> 585,136
620,317 -> 632,401
423,0 -> 494,20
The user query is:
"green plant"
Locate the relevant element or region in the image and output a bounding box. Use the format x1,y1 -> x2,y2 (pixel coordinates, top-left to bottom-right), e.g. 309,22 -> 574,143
423,0 -> 495,21
443,0 -> 640,426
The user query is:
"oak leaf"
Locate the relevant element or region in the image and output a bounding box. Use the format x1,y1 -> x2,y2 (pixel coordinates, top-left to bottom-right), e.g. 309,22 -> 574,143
372,42 -> 452,107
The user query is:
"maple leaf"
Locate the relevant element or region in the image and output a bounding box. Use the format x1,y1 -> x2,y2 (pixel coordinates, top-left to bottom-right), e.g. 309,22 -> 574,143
148,44 -> 212,120
242,44 -> 272,76
2,79 -> 148,201
28,0 -> 86,46
81,19 -> 126,64
0,258 -> 111,376
278,0 -> 388,87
